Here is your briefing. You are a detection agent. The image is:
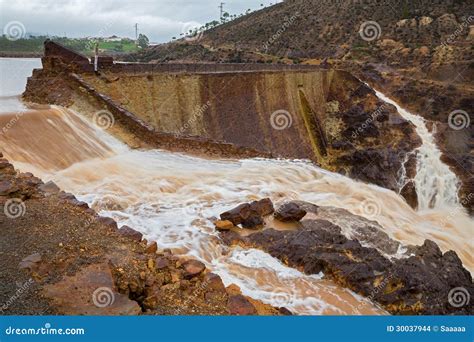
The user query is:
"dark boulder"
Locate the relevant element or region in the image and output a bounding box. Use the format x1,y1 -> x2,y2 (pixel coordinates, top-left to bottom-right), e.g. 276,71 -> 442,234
118,225 -> 142,242
241,214 -> 264,229
220,203 -> 250,225
182,259 -> 206,279
400,180 -> 418,210
250,198 -> 274,216
227,294 -> 256,315
220,198 -> 274,229
274,202 -> 307,222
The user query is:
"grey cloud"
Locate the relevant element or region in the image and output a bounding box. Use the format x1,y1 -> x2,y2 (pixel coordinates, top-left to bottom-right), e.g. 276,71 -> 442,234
0,0 -> 278,43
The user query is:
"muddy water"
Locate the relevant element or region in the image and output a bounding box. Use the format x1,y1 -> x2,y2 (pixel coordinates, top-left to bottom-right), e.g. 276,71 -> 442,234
1,58 -> 472,315
0,107 -> 115,171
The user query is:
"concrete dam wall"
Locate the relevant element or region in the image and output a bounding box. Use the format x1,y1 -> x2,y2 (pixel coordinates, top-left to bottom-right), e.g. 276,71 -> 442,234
82,70 -> 335,162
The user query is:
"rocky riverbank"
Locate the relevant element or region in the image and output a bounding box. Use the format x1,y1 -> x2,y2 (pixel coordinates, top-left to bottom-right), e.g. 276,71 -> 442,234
351,63 -> 473,214
0,153 -> 281,315
216,199 -> 474,315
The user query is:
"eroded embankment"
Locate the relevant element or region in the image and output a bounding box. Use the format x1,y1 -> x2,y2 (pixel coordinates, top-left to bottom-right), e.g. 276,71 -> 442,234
0,153 -> 280,315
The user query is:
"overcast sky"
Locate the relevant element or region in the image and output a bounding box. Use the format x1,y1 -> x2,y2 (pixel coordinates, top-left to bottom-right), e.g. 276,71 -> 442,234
0,0 -> 280,43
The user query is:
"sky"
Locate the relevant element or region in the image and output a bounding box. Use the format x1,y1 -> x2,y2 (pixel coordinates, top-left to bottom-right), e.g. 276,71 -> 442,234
0,0 -> 280,43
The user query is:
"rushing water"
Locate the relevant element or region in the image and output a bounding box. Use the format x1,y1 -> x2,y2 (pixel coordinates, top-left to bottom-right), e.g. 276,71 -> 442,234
1,58 -> 472,315
374,90 -> 460,210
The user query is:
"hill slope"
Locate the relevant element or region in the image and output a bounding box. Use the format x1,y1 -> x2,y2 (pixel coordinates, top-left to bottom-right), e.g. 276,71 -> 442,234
128,0 -> 473,72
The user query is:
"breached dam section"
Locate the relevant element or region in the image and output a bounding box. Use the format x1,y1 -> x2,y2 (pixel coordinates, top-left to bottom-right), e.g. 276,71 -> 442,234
24,40 -> 420,198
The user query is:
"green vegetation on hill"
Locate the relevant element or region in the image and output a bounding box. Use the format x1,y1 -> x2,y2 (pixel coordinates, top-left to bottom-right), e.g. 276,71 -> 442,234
0,35 -> 141,56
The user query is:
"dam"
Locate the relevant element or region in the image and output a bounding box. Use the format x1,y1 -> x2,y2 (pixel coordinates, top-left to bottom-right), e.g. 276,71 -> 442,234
24,40 -> 420,196
1,41 -> 472,316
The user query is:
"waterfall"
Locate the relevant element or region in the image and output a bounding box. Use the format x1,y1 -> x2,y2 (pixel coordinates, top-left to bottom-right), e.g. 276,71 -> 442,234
373,89 -> 460,210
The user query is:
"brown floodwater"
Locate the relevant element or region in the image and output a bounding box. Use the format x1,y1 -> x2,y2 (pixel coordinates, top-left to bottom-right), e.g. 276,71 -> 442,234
1,58 -> 472,315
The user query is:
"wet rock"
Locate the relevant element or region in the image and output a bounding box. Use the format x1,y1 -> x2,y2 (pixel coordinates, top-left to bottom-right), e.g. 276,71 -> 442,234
118,225 -> 143,242
42,263 -> 141,315
97,216 -> 118,230
220,199 -> 272,229
39,181 -> 60,196
227,294 -> 256,315
339,148 -> 409,192
274,202 -> 307,222
155,257 -> 169,270
145,241 -> 158,254
243,220 -> 390,290
58,191 -> 76,201
0,180 -> 18,196
278,307 -> 293,315
250,198 -> 274,216
241,214 -> 264,229
226,216 -> 473,315
220,203 -> 251,225
70,199 -> 89,209
182,260 -> 206,279
214,220 -> 234,231
19,253 -> 42,270
375,240 -> 474,315
0,158 -> 15,175
304,204 -> 400,255
400,180 -> 418,210
203,273 -> 226,292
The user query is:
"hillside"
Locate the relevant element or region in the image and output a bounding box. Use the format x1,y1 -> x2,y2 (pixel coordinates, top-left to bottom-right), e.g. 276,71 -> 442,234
127,0 -> 473,74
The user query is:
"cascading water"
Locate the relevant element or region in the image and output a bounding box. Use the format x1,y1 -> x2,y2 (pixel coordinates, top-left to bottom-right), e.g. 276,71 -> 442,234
373,90 -> 460,210
1,58 -> 472,315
